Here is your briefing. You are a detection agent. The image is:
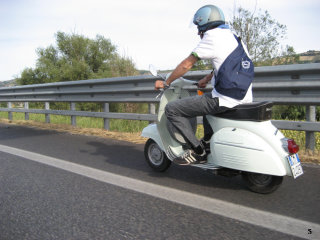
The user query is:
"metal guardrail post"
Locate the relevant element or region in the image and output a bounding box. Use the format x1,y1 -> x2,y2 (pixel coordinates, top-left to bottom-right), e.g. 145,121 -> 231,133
306,105 -> 316,150
24,102 -> 29,120
45,102 -> 50,123
103,103 -> 110,130
70,102 -> 76,126
149,103 -> 156,124
8,102 -> 12,121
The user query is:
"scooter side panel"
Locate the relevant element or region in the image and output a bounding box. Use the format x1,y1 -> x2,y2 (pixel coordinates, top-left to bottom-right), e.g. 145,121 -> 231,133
207,116 -> 293,176
208,113 -> 291,176
210,127 -> 287,175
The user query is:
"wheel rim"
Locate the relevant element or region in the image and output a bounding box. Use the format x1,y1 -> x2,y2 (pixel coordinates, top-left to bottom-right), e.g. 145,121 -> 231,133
148,143 -> 164,166
247,173 -> 272,186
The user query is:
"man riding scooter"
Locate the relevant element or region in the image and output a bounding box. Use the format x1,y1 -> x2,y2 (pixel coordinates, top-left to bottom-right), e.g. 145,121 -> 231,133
155,4 -> 254,165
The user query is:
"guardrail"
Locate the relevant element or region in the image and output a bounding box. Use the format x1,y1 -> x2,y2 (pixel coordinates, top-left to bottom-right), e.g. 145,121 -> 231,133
0,63 -> 319,149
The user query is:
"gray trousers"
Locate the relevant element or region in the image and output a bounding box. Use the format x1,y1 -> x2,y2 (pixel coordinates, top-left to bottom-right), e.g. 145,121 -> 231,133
165,93 -> 228,149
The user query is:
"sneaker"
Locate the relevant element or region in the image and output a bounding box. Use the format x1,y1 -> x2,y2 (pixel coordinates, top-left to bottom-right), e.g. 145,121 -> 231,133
173,149 -> 207,165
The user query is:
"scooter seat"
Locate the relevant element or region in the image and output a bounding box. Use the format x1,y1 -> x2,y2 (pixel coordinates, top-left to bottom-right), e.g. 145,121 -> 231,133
214,101 -> 273,121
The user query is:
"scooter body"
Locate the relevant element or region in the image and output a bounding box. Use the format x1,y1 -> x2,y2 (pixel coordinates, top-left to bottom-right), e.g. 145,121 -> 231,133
142,74 -> 303,193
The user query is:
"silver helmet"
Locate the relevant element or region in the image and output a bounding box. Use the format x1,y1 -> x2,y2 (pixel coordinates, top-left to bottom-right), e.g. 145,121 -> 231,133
193,5 -> 225,34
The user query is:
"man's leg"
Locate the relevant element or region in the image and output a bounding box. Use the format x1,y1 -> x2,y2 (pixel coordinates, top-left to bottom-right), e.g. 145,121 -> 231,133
203,115 -> 213,142
165,94 -> 224,152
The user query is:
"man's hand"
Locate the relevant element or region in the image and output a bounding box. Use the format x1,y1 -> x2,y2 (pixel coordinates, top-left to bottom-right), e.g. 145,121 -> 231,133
198,72 -> 213,88
155,80 -> 165,90
198,78 -> 208,88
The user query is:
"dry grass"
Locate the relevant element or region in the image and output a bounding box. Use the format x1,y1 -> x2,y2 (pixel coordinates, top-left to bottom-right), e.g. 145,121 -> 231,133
0,119 -> 146,144
0,118 -> 318,164
298,149 -> 320,164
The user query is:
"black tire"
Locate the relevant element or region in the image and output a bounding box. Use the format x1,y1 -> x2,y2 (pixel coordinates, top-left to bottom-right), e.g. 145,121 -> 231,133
242,172 -> 283,194
144,139 -> 171,172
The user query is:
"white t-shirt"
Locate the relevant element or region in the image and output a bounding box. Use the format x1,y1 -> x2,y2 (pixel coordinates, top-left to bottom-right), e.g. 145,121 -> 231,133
192,27 -> 253,108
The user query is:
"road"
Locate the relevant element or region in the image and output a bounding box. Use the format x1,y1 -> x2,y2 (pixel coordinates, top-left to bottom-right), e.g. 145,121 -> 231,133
0,123 -> 319,240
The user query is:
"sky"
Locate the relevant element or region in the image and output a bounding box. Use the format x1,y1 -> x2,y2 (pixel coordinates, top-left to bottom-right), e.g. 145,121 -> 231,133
0,0 -> 319,81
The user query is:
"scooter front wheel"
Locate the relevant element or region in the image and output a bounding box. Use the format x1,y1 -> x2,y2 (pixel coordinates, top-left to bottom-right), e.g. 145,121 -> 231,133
242,172 -> 283,194
144,139 -> 171,172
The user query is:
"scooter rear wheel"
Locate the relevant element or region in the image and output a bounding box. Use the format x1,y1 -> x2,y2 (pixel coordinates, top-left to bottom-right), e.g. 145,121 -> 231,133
144,139 -> 171,172
242,172 -> 283,194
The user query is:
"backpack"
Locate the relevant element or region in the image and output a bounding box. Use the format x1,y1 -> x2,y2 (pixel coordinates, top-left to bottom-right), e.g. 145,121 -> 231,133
214,35 -> 254,100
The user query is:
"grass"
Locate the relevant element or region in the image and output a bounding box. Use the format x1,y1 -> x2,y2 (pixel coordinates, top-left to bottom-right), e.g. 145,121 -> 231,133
0,112 -> 149,133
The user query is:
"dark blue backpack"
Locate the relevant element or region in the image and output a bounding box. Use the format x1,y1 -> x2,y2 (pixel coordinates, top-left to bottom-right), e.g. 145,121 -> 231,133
214,35 -> 254,100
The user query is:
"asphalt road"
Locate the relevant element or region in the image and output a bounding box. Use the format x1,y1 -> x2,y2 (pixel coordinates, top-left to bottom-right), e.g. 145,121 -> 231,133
0,123 -> 319,240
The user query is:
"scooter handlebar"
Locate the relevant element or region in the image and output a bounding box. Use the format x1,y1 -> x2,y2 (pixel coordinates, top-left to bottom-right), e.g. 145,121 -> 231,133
170,78 -> 198,88
155,77 -> 198,98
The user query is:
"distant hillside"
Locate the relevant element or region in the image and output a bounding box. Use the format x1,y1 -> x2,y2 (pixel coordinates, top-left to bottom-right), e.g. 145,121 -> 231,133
299,50 -> 320,63
0,79 -> 16,87
138,70 -> 150,75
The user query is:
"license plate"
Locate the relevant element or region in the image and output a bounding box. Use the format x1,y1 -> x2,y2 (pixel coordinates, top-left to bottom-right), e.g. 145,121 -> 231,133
287,154 -> 303,179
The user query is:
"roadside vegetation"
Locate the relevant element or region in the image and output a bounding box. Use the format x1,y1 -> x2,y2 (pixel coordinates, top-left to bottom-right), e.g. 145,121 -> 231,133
0,110 -> 319,152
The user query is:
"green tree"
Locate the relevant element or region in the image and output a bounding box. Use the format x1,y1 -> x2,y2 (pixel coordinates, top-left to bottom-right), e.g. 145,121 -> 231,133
230,7 -> 291,65
18,31 -> 137,85
191,60 -> 211,71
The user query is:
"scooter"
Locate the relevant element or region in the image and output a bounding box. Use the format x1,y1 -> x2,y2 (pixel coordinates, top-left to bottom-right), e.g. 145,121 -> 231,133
141,66 -> 303,194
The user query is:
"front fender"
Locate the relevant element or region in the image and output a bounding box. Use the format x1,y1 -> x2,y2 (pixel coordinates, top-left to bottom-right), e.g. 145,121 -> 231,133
141,124 -> 164,151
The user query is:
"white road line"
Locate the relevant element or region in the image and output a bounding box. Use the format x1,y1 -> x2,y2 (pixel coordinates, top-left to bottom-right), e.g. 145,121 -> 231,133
0,144 -> 319,240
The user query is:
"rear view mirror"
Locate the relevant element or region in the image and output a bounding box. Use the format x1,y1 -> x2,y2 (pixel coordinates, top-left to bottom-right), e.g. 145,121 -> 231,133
149,64 -> 158,77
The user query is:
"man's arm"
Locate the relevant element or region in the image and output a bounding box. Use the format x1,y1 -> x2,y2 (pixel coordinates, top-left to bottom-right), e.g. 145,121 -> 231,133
155,54 -> 198,89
